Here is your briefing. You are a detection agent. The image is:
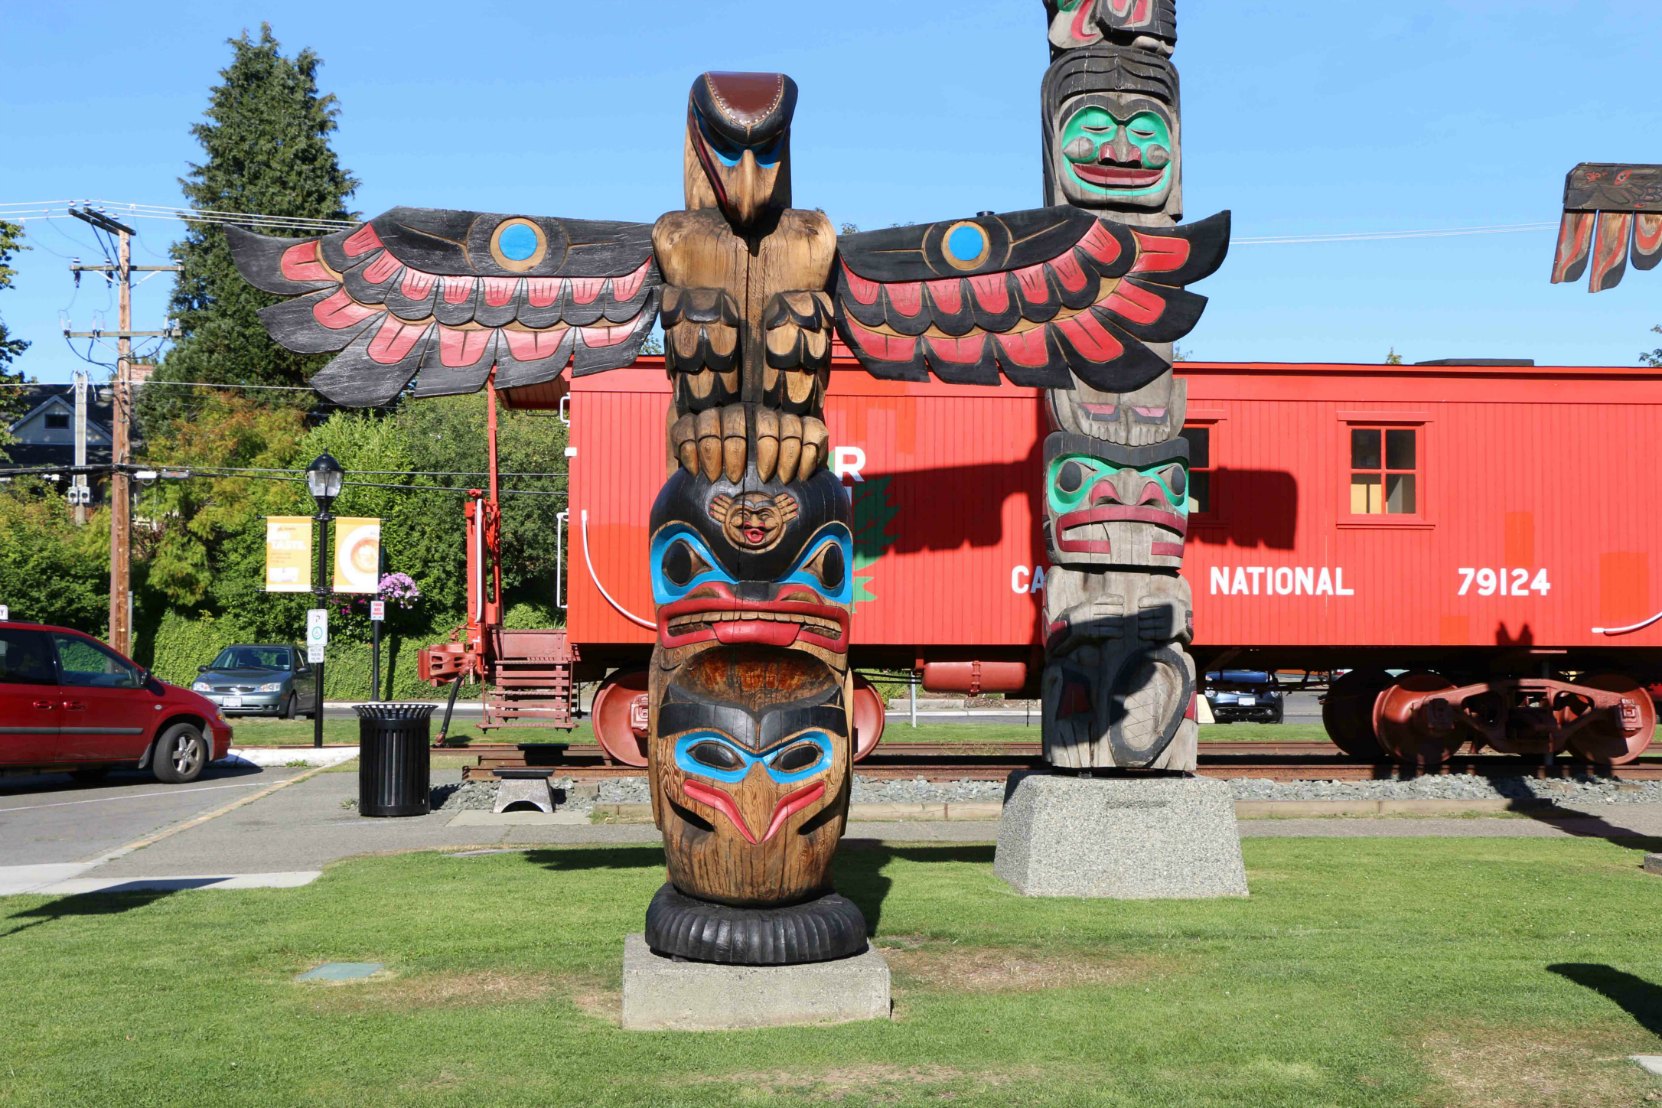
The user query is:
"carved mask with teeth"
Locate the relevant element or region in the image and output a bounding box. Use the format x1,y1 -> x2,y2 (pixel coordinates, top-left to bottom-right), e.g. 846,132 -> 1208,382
650,464 -> 853,673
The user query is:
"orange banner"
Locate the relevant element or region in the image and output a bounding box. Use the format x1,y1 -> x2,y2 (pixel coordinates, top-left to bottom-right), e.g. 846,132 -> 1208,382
333,517 -> 382,593
264,517 -> 312,593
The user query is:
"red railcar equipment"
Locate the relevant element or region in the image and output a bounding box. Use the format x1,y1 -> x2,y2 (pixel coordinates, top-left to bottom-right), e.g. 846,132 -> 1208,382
430,356 -> 1662,766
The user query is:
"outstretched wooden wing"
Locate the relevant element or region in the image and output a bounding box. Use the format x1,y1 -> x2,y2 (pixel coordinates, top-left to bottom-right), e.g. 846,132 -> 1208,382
227,207 -> 661,406
832,207 -> 1228,393
1551,163 -> 1662,293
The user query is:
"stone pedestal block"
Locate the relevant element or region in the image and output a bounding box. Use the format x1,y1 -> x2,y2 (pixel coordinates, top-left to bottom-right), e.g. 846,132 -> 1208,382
620,934 -> 891,1031
1644,854 -> 1662,876
994,772 -> 1248,899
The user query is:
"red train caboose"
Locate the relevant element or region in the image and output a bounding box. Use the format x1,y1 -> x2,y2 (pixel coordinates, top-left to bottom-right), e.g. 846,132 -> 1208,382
430,356 -> 1662,768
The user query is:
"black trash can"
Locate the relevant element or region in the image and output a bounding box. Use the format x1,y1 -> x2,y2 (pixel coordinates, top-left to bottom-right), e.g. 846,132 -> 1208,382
356,703 -> 435,817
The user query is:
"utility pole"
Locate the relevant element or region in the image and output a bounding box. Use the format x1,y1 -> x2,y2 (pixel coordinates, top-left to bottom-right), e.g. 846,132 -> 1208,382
66,207 -> 180,656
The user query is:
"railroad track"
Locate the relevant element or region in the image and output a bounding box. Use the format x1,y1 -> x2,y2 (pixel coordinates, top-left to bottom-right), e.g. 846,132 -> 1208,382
453,741 -> 1662,783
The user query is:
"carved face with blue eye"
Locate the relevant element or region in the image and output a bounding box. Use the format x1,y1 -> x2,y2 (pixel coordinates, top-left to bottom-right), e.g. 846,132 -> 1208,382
650,467 -> 855,661
675,730 -> 832,785
1043,431 -> 1190,568
686,72 -> 796,229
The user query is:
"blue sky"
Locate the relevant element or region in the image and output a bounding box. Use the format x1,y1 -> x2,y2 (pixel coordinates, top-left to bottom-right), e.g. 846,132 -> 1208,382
5,0 -> 1662,386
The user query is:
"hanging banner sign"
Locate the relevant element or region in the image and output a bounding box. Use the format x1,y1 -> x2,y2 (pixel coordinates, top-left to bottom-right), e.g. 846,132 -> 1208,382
265,517 -> 313,593
333,518 -> 382,594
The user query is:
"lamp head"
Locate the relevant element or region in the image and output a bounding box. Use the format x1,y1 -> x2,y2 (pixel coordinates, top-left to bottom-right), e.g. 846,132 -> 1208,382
305,452 -> 344,510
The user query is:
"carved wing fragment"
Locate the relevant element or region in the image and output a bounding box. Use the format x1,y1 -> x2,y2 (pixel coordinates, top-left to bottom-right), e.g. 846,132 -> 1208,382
1551,163 -> 1662,293
227,207 -> 661,406
832,206 -> 1229,394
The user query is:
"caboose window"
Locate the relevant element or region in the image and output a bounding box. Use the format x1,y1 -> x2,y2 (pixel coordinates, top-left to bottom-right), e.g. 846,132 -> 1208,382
1349,427 -> 1418,515
1180,425 -> 1212,515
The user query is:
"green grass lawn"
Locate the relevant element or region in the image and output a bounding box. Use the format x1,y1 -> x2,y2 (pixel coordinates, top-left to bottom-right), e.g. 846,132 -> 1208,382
2,837 -> 1660,1106
234,717 -> 1330,748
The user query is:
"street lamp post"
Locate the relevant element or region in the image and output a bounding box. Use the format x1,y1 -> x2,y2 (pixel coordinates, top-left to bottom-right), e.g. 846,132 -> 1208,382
305,453 -> 344,750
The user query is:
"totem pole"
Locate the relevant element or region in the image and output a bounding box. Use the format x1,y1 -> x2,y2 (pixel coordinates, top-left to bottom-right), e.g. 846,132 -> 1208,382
1551,163 -> 1662,292
1037,0 -> 1200,772
228,66 -> 1226,965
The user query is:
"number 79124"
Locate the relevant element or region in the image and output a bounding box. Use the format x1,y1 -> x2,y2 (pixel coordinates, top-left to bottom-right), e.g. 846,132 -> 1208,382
1456,568 -> 1550,597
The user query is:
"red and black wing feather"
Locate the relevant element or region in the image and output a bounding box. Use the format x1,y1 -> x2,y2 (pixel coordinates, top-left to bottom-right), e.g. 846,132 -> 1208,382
1553,163 -> 1662,293
227,207 -> 661,406
832,206 -> 1229,393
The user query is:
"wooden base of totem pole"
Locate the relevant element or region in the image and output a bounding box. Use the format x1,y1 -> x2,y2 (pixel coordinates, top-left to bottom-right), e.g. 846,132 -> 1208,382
994,772 -> 1248,900
621,934 -> 891,1032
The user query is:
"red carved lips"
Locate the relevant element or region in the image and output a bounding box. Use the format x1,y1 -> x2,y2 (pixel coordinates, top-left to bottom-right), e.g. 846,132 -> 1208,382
1056,506 -> 1186,555
742,527 -> 768,545
682,779 -> 827,844
658,597 -> 849,653
1072,164 -> 1166,189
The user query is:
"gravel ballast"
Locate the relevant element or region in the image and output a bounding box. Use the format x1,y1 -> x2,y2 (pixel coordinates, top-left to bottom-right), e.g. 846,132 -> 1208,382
440,772 -> 1662,813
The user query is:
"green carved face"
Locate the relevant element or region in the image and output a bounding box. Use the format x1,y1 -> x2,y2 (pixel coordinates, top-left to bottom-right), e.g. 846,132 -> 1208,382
1047,452 -> 1190,517
1060,104 -> 1173,200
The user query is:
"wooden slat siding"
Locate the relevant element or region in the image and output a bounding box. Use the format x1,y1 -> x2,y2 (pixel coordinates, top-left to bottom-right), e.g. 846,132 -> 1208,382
568,358 -> 1662,662
1184,362 -> 1662,650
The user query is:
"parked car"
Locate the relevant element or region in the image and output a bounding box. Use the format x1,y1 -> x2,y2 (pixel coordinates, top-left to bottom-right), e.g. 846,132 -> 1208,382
0,620 -> 232,782
191,644 -> 318,718
1204,669 -> 1286,724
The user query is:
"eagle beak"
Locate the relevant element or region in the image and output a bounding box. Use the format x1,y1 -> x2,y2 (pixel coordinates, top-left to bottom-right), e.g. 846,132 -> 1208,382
732,151 -> 767,227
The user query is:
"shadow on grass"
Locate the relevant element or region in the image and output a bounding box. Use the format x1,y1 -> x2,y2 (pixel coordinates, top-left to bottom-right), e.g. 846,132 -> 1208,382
517,841 -> 993,937
524,846 -> 664,873
837,843 -> 995,934
1518,806 -> 1662,853
1549,963 -> 1662,1037
1,888 -> 186,940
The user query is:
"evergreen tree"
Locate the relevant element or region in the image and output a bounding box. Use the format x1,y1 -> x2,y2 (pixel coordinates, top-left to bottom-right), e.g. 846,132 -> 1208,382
0,221 -> 30,452
147,25 -> 357,430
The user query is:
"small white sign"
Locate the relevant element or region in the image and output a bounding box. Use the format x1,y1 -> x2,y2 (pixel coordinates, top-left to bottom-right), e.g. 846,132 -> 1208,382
0,604 -> 9,621
370,600 -> 386,622
307,608 -> 328,646
308,644 -> 325,664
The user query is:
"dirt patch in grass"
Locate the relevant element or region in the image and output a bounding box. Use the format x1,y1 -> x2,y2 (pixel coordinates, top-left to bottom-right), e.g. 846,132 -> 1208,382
1417,1023 -> 1658,1107
879,943 -> 1173,993
306,969 -> 592,1012
693,1064 -> 1037,1103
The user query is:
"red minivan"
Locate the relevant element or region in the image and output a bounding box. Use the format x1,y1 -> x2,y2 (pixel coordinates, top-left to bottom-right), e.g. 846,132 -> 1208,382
0,621 -> 233,783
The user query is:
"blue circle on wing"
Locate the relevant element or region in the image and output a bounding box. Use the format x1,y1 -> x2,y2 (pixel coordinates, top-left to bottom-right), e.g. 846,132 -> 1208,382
947,224 -> 988,264
496,222 -> 541,262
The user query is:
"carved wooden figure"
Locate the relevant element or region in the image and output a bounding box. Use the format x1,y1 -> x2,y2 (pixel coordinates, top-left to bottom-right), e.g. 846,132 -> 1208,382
228,62 -> 1228,962
1551,163 -> 1662,292
1035,0 -> 1218,774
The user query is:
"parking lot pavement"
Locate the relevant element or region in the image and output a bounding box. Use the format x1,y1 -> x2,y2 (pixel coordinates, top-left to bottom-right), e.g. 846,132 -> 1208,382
0,763 -> 306,868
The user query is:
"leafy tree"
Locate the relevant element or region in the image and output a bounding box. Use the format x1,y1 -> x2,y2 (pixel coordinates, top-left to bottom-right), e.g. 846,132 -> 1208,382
1385,347 -> 1404,365
0,481 -> 109,631
0,221 -> 31,455
144,24 -> 357,433
1643,326 -> 1661,368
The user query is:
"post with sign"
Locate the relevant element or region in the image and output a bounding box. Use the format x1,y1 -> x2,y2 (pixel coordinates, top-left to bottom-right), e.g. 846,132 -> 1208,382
370,600 -> 385,700
307,608 -> 328,748
0,605 -> 10,622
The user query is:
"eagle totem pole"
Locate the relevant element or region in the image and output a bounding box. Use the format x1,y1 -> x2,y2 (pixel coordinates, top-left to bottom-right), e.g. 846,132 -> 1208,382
229,65 -> 1227,964
1036,0 -> 1202,773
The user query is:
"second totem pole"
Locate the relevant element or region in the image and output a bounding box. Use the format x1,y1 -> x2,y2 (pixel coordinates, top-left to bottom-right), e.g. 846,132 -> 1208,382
1039,0 -> 1197,773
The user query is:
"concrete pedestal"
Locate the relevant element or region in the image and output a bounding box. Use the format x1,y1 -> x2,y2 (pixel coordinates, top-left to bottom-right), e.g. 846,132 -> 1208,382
620,934 -> 891,1031
994,772 -> 1248,899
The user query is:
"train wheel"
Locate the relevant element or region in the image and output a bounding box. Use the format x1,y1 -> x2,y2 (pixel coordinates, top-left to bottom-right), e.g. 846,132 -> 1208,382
1374,672 -> 1463,767
1322,668 -> 1392,759
1563,673 -> 1656,766
852,676 -> 887,762
592,668 -> 650,767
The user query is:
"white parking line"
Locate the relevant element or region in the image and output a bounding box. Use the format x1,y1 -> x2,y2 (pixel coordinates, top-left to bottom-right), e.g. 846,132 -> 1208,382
0,781 -> 266,815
